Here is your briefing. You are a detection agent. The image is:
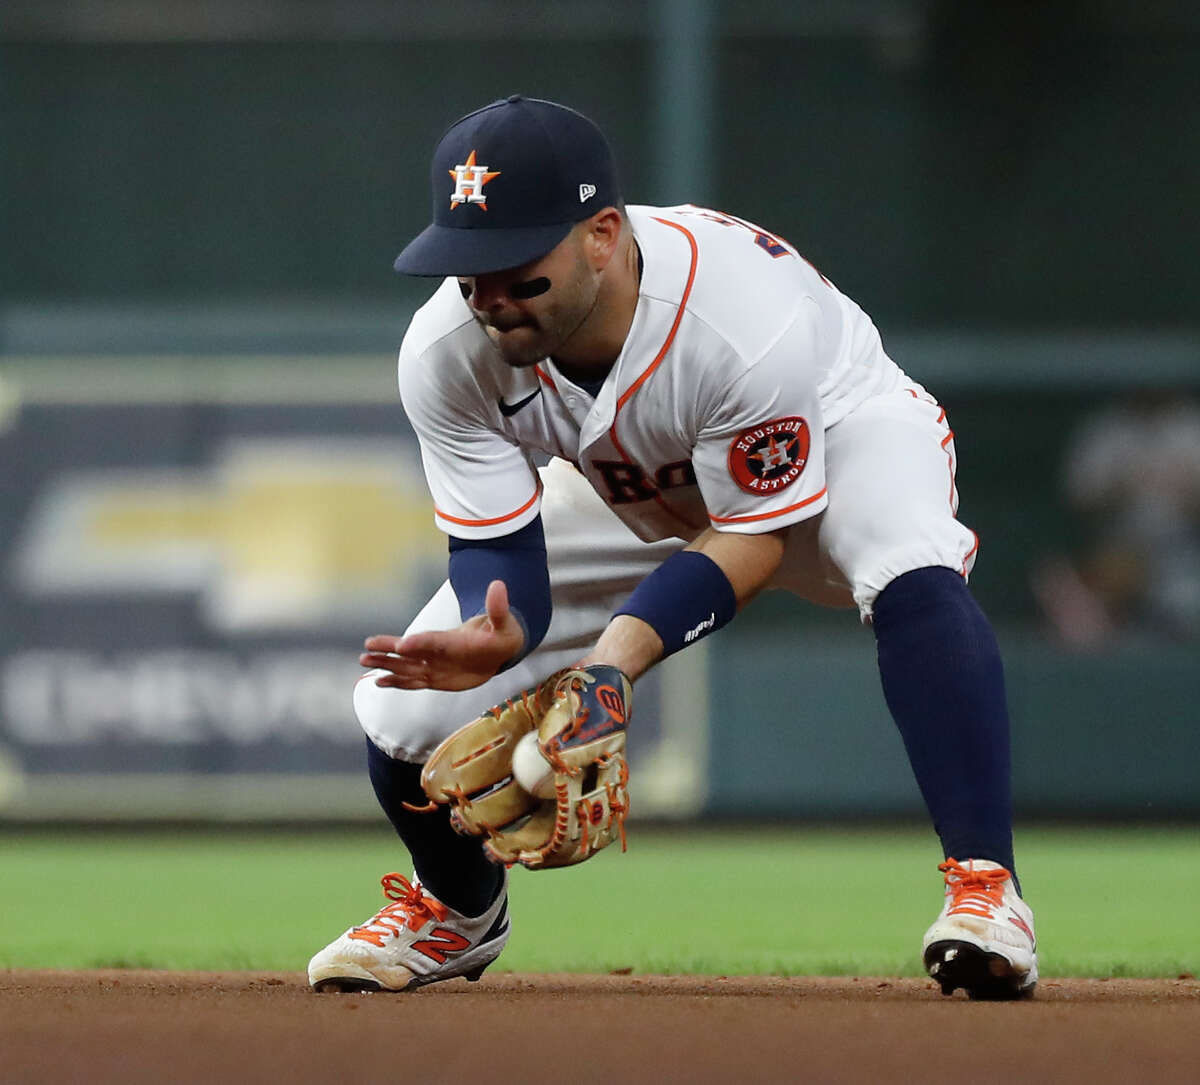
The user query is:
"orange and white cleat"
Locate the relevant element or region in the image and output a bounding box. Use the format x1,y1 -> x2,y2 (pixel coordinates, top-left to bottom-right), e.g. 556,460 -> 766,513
922,858 -> 1038,1000
308,871 -> 509,993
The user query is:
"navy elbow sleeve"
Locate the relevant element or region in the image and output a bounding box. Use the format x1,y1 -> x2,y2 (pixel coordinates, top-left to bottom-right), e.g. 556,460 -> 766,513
448,515 -> 552,667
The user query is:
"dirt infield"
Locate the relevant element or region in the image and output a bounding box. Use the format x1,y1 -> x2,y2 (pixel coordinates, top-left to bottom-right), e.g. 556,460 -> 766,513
4,971 -> 1199,1084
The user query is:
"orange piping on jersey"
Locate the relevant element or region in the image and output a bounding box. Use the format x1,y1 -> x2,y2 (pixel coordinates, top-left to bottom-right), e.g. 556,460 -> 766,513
909,389 -> 947,424
905,388 -> 973,571
929,404 -> 975,573
710,487 -> 828,525
961,530 -> 980,575
614,218 -> 698,414
435,481 -> 541,528
941,429 -> 958,510
603,217 -> 703,531
534,364 -> 556,389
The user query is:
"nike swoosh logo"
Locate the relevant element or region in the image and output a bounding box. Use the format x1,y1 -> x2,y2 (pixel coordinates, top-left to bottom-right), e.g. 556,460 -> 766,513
497,386 -> 542,417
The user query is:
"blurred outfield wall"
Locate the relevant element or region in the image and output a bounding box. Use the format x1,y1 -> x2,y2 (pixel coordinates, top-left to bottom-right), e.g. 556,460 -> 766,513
1,3 -> 1197,820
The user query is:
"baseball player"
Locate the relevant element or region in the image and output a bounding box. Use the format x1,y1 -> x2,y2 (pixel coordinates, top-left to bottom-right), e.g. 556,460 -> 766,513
307,95 -> 1038,999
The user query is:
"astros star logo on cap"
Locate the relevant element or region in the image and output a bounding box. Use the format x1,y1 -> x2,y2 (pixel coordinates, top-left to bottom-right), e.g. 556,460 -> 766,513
449,150 -> 501,210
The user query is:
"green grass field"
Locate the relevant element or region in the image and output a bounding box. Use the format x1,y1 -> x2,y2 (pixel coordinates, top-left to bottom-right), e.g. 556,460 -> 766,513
1,825 -> 1194,977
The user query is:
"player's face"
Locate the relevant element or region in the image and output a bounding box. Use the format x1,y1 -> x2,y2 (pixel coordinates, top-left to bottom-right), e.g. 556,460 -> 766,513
459,230 -> 600,368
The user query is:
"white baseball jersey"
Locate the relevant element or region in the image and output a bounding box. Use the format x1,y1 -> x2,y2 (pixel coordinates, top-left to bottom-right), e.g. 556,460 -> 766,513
398,204 -> 909,543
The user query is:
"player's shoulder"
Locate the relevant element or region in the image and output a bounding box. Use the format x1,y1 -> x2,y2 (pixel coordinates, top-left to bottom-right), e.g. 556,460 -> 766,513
400,277 -> 478,365
396,277 -> 500,421
629,204 -> 823,361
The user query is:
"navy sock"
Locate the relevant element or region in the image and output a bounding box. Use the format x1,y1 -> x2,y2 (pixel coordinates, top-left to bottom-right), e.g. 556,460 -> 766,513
871,566 -> 1019,890
366,737 -> 504,916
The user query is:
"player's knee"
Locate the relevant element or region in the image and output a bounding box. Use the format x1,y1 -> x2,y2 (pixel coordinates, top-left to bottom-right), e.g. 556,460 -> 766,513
860,561 -> 968,621
352,672 -> 457,762
824,512 -> 978,621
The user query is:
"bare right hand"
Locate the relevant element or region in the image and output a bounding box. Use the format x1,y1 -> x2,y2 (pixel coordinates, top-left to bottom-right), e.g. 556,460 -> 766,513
359,580 -> 525,692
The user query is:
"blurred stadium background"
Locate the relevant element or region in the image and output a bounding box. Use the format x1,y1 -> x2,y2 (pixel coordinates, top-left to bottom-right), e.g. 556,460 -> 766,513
1,0 -> 1198,830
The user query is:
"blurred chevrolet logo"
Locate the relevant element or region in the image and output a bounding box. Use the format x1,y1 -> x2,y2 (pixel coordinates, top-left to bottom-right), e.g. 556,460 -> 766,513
13,437 -> 444,631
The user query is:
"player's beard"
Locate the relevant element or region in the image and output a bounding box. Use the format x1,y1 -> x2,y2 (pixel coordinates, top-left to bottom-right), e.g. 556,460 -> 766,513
480,252 -> 600,369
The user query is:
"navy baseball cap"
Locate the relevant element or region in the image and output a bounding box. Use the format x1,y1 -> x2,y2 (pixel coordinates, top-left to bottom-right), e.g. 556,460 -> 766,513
393,95 -> 621,277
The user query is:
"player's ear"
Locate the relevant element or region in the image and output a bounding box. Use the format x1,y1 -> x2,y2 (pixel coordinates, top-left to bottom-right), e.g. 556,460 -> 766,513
583,207 -> 624,270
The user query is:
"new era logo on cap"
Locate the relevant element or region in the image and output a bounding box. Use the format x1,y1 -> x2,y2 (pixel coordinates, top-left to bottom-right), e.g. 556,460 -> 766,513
394,95 -> 622,277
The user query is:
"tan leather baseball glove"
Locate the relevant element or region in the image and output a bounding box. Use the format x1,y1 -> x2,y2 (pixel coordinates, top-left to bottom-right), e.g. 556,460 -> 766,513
420,664 -> 632,870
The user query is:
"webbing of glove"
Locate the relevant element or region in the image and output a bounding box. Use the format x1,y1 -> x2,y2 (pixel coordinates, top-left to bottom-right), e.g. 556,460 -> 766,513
420,668 -> 570,840
483,664 -> 632,870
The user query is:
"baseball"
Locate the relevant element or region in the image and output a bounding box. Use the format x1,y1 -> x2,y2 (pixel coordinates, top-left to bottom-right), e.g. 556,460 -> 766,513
512,731 -> 555,799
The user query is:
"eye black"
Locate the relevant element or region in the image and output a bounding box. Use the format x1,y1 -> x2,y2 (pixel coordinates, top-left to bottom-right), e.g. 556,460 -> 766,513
508,276 -> 551,300
458,276 -> 551,302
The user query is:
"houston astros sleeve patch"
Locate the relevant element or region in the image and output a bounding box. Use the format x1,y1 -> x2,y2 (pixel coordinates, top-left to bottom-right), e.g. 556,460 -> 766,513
727,416 -> 812,495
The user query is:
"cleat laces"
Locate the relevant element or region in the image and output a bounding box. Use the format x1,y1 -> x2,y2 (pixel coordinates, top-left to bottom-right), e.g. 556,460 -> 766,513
939,858 -> 1010,919
347,873 -> 448,948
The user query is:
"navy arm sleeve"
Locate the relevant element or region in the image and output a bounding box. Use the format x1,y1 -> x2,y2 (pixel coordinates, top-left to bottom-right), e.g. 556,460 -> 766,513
447,514 -> 552,671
